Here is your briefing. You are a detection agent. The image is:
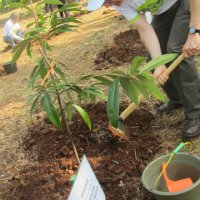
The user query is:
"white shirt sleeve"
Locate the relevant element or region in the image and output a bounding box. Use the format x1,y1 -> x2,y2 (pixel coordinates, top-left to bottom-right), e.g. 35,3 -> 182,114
3,20 -> 22,41
10,25 -> 21,41
113,3 -> 140,23
14,23 -> 21,32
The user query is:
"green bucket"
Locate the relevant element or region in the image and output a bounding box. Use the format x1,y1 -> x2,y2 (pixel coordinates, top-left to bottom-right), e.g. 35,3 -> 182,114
3,61 -> 17,74
142,153 -> 200,200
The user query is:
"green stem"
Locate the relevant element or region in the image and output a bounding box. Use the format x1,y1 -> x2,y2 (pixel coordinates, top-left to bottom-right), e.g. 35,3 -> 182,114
29,0 -> 38,25
28,1 -> 80,165
39,47 -> 80,165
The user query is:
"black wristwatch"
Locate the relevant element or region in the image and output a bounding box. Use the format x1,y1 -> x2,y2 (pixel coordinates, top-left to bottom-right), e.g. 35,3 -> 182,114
189,27 -> 200,34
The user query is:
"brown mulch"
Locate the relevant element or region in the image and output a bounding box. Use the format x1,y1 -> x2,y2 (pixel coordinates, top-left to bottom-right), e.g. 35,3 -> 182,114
3,101 -> 162,200
94,30 -> 146,70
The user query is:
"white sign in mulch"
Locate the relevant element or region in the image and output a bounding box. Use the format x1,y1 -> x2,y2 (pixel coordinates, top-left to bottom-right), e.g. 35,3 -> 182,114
68,155 -> 106,200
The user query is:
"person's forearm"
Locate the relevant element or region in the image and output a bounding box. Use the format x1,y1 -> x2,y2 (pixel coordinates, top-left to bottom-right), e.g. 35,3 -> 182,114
13,34 -> 22,41
7,27 -> 21,41
189,0 -> 200,28
138,25 -> 162,59
11,31 -> 22,41
133,15 -> 162,59
134,16 -> 168,84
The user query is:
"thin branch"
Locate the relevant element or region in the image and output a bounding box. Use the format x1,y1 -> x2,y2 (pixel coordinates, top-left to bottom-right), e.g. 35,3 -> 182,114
39,48 -> 80,164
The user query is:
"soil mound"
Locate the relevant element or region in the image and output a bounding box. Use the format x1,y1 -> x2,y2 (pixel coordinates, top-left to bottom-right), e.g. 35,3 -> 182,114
94,30 -> 146,70
5,102 -> 159,200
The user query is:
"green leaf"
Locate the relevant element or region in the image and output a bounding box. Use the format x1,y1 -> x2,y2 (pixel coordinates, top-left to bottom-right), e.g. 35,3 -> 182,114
107,78 -> 119,128
26,28 -> 46,35
134,79 -> 149,98
86,88 -> 107,101
48,26 -> 75,37
107,70 -> 129,79
54,60 -> 68,69
139,54 -> 177,73
42,93 -> 61,128
65,103 -> 74,121
70,85 -> 83,94
24,93 -> 37,107
12,39 -> 29,63
35,1 -> 44,9
26,21 -> 36,29
24,5 -> 32,13
28,58 -> 47,89
54,66 -> 66,80
46,79 -> 65,91
44,0 -> 63,5
36,59 -> 48,79
89,93 -> 96,103
50,12 -> 58,27
78,74 -> 93,82
61,7 -> 81,12
43,41 -> 52,51
130,56 -> 145,74
59,17 -> 81,23
30,65 -> 39,79
112,69 -> 126,75
48,18 -> 79,32
28,65 -> 39,90
138,75 -> 166,102
119,77 -> 138,104
30,93 -> 42,115
26,42 -> 32,58
58,3 -> 79,10
93,76 -> 112,86
39,66 -> 48,80
73,104 -> 92,130
37,15 -> 46,27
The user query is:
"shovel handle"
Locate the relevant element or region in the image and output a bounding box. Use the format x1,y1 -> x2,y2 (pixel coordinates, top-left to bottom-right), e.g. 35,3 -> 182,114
163,53 -> 185,76
120,53 -> 185,121
120,94 -> 144,120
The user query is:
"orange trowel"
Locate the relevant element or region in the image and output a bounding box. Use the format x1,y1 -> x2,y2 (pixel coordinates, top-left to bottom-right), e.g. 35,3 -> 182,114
162,162 -> 193,192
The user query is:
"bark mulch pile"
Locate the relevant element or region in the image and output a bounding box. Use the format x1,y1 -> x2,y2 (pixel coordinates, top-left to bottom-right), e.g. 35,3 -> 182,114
94,30 -> 146,70
4,102 -> 161,200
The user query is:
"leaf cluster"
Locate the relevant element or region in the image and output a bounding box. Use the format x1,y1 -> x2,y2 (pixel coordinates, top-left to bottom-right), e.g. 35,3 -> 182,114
106,54 -> 177,128
26,58 -> 107,129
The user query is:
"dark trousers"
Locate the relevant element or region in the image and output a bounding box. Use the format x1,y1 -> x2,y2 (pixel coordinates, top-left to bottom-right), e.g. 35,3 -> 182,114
45,4 -> 54,13
152,0 -> 200,119
57,0 -> 69,18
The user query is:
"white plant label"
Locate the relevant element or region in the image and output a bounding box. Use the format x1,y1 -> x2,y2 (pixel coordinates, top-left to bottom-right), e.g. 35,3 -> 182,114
68,155 -> 106,200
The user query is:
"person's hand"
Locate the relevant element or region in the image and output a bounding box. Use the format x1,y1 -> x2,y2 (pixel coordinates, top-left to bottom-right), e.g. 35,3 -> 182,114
153,65 -> 169,85
183,34 -> 200,57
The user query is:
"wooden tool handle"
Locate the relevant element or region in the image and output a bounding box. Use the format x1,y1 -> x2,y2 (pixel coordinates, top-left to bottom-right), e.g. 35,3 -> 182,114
120,94 -> 144,120
120,53 -> 185,121
163,53 -> 185,76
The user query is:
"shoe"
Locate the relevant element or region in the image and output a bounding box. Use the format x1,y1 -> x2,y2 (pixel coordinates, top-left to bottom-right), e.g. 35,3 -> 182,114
158,101 -> 183,113
182,118 -> 200,139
